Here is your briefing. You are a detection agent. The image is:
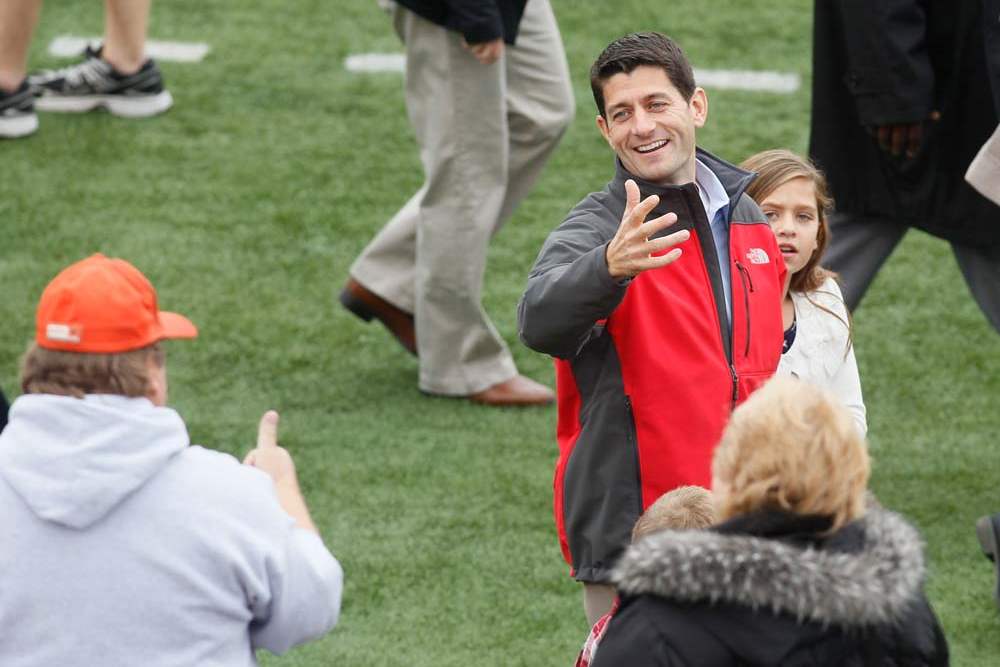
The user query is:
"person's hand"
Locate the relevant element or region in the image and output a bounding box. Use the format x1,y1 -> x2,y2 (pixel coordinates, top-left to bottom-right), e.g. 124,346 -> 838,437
605,179 -> 690,280
873,111 -> 940,159
463,37 -> 504,65
244,410 -> 319,533
243,410 -> 297,488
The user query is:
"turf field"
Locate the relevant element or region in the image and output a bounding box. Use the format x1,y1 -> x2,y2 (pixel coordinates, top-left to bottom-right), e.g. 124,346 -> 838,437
3,1 -> 999,664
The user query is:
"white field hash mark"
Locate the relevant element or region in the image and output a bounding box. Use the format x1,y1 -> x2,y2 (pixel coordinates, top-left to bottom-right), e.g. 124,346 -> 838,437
344,53 -> 800,94
49,36 -> 210,63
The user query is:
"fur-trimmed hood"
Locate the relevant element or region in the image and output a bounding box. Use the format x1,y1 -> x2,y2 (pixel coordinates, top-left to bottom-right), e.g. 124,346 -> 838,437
612,508 -> 926,629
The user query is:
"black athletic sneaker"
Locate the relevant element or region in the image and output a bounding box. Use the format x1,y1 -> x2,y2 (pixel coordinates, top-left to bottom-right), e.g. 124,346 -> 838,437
976,514 -> 1000,611
29,44 -> 173,118
0,80 -> 39,138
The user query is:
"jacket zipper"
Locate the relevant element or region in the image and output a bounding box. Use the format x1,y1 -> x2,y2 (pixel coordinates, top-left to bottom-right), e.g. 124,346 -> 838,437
624,396 -> 643,517
729,363 -> 739,410
736,260 -> 755,359
695,183 -> 745,413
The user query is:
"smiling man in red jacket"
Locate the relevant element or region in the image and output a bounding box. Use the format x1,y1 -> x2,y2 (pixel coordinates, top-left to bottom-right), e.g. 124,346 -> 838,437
518,32 -> 785,624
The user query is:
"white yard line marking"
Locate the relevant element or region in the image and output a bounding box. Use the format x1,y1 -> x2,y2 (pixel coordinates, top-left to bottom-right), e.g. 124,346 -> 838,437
345,52 -> 800,93
693,69 -> 800,94
344,53 -> 406,73
49,36 -> 210,63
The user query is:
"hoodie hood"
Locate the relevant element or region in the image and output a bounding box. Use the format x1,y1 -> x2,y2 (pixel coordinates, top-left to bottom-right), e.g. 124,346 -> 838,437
0,394 -> 189,529
611,507 -> 926,629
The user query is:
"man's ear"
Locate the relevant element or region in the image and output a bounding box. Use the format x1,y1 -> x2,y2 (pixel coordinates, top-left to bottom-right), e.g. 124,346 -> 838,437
690,87 -> 708,128
145,355 -> 167,406
596,114 -> 616,149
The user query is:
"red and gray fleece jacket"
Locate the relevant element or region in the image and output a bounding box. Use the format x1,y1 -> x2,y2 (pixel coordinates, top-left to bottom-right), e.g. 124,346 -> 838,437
517,149 -> 785,584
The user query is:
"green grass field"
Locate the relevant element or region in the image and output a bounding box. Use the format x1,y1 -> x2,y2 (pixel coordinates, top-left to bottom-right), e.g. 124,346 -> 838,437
3,1 -> 1000,664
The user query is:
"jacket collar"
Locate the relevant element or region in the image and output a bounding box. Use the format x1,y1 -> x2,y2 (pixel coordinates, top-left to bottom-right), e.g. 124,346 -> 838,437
610,147 -> 757,213
611,507 -> 927,628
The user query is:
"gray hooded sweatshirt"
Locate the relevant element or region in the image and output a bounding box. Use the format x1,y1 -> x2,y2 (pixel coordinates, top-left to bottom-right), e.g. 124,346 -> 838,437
0,394 -> 342,666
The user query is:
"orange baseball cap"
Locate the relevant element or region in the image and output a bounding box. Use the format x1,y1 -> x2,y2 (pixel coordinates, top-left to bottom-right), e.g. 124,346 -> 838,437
36,254 -> 198,353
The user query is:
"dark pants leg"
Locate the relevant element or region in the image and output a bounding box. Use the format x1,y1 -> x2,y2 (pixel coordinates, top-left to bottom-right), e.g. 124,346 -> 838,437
953,242 -> 1000,335
823,213 -> 908,310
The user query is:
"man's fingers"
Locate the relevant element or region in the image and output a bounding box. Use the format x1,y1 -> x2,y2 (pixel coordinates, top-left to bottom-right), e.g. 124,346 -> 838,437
877,123 -> 924,158
877,126 -> 891,153
639,211 -> 679,237
465,38 -> 503,65
624,193 -> 660,231
645,229 -> 691,254
257,410 -> 280,449
472,44 -> 494,65
634,248 -> 684,272
890,125 -> 906,157
905,123 -> 923,159
484,41 -> 504,64
243,451 -> 257,466
623,179 -> 640,217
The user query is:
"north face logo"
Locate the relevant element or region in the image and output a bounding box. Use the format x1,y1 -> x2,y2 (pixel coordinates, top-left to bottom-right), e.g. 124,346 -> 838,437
745,248 -> 770,264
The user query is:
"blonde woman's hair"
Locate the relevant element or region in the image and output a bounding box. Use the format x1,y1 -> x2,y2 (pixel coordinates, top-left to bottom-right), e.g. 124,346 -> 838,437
712,376 -> 869,532
21,342 -> 164,398
632,485 -> 716,541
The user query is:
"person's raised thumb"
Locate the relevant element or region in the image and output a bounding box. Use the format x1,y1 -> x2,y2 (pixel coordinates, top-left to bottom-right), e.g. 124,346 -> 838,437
256,410 -> 280,449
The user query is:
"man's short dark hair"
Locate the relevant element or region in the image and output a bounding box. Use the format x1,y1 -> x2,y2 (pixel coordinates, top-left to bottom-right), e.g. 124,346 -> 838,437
590,32 -> 696,118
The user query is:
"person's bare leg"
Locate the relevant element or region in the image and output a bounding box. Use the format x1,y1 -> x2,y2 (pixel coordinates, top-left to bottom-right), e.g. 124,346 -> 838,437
582,583 -> 617,626
0,0 -> 42,92
101,0 -> 150,74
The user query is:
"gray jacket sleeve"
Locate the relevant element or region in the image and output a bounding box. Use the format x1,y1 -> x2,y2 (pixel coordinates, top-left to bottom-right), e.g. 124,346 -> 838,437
518,208 -> 628,359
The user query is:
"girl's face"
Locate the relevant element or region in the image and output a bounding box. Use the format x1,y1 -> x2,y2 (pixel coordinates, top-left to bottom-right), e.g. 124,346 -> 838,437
760,176 -> 820,276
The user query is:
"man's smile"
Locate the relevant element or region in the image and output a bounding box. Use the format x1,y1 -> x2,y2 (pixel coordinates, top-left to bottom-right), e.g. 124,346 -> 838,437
634,138 -> 668,154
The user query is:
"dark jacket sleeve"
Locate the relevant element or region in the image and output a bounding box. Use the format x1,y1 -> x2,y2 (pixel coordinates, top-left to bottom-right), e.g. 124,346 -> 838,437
517,209 -> 628,359
444,0 -> 504,44
832,0 -> 935,125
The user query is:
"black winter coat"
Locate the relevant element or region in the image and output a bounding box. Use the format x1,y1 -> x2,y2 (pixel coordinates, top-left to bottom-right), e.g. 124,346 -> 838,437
392,0 -> 527,44
809,0 -> 1000,246
591,509 -> 949,666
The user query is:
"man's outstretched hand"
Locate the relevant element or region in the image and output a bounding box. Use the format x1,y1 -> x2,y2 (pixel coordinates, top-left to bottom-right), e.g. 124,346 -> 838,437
244,410 -> 297,487
244,410 -> 318,534
605,179 -> 690,280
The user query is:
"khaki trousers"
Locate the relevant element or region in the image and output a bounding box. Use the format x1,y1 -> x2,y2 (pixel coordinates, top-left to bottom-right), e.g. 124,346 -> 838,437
351,0 -> 573,395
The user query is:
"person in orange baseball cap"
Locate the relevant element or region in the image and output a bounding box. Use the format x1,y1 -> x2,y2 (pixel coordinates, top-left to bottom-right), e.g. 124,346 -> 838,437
0,254 -> 344,665
35,252 -> 198,353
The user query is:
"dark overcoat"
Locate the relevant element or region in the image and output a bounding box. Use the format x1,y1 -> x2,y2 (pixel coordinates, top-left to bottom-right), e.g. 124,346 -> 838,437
391,0 -> 527,45
809,0 -> 1000,246
591,509 -> 949,666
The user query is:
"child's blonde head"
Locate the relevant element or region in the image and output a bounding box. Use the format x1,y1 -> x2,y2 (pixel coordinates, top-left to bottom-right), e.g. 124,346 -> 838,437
632,485 -> 716,541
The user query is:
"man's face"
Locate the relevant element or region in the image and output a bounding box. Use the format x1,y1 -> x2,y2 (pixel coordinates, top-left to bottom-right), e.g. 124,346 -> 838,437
596,65 -> 707,186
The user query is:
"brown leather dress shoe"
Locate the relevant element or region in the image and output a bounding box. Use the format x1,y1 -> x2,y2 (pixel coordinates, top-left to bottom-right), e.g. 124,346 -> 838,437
339,278 -> 417,356
469,375 -> 556,407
